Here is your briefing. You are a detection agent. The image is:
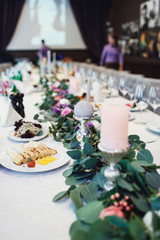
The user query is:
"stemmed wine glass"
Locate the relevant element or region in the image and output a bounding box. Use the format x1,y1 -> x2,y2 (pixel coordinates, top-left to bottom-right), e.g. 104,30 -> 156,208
148,86 -> 160,116
134,84 -> 147,124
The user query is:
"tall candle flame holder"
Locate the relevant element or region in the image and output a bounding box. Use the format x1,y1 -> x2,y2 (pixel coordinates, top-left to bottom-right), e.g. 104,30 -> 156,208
98,143 -> 129,192
74,115 -> 91,149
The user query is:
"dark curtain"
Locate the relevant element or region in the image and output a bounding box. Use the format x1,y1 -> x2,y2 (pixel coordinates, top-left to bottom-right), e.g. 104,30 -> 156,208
0,0 -> 25,54
69,0 -> 111,59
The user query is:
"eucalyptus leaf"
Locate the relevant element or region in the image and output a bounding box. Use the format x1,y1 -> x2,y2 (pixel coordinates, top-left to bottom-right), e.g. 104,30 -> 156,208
67,150 -> 82,160
131,161 -> 145,172
84,142 -> 94,156
118,178 -> 134,192
92,173 -> 106,189
151,197 -> 160,211
52,185 -> 76,202
72,230 -> 88,240
70,188 -> 84,210
130,194 -> 149,212
65,175 -> 85,186
152,212 -> 160,232
77,201 -> 104,224
129,218 -> 146,240
80,182 -> 100,202
146,171 -> 160,189
52,191 -> 68,202
137,149 -> 153,163
106,216 -> 129,230
63,168 -> 73,178
70,220 -> 90,238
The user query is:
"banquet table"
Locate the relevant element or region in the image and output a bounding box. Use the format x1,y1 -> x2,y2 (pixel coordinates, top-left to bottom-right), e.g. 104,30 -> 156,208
0,91 -> 160,240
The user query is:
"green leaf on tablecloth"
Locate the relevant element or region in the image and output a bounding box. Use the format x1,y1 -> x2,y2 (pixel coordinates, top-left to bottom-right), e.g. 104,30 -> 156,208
146,171 -> 160,189
151,197 -> 160,211
137,149 -> 153,163
77,201 -> 104,224
80,182 -> 100,202
52,191 -> 68,202
129,218 -> 146,240
70,188 -> 84,210
128,135 -> 140,142
92,173 -> 106,189
52,185 -> 76,202
65,175 -> 85,186
118,178 -> 134,192
130,194 -> 150,212
84,142 -> 94,156
63,168 -> 73,178
67,150 -> 82,160
70,220 -> 90,239
34,114 -> 39,120
63,142 -> 72,149
152,212 -> 160,232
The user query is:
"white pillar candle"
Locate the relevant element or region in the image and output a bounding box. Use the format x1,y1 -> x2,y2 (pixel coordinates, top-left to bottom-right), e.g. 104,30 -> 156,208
47,50 -> 51,74
86,77 -> 92,102
52,52 -> 56,73
69,77 -> 79,94
93,81 -> 101,102
100,105 -> 129,150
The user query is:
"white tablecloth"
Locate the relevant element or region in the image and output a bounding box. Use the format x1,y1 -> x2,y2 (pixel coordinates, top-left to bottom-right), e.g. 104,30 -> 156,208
0,92 -> 160,240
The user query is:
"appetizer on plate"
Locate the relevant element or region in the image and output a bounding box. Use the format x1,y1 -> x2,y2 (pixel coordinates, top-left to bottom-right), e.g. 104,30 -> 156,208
14,119 -> 42,138
7,141 -> 57,166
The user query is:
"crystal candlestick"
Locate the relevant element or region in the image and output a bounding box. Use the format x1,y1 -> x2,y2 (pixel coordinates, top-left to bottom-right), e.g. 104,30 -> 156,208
74,116 -> 91,149
98,143 -> 129,192
74,101 -> 94,149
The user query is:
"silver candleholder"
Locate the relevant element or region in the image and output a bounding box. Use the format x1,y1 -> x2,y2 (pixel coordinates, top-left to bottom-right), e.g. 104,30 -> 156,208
74,115 -> 91,149
98,143 -> 129,192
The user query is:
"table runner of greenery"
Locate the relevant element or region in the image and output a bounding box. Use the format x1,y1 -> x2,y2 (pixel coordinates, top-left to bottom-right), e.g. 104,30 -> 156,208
35,76 -> 160,240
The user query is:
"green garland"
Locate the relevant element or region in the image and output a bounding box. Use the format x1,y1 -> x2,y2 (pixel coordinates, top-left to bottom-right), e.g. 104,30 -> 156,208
35,76 -> 160,240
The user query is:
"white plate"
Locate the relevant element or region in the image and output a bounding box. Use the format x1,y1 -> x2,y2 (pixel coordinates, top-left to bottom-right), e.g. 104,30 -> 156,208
8,124 -> 49,142
0,143 -> 70,172
130,102 -> 147,112
147,120 -> 160,134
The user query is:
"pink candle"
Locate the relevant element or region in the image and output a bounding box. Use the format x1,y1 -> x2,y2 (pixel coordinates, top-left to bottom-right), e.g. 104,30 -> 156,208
100,105 -> 129,150
69,77 -> 79,94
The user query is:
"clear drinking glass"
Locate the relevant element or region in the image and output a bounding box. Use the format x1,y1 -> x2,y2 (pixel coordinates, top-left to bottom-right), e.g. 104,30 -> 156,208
134,84 -> 147,124
148,86 -> 160,116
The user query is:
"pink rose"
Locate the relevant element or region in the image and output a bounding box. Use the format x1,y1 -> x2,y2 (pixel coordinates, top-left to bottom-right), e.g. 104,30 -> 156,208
61,107 -> 72,117
54,88 -> 60,92
54,95 -> 63,101
52,84 -> 56,90
56,101 -> 61,107
99,206 -> 124,220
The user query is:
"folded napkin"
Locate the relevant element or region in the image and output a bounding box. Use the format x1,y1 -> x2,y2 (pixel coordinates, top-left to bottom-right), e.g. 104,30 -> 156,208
0,96 -> 20,126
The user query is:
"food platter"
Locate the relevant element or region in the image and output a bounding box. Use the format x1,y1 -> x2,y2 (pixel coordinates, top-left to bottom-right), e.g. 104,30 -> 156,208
0,142 -> 70,173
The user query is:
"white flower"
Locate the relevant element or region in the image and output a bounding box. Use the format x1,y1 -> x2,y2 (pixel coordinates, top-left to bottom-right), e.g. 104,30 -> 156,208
59,98 -> 70,105
54,81 -> 61,88
143,211 -> 160,233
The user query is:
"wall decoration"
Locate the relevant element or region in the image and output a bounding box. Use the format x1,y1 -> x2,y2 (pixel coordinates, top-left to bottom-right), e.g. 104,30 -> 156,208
140,0 -> 160,29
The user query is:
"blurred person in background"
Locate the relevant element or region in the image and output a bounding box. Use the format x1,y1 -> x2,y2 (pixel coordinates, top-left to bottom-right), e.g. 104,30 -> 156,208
100,33 -> 123,70
38,39 -> 50,58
